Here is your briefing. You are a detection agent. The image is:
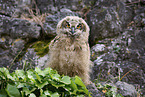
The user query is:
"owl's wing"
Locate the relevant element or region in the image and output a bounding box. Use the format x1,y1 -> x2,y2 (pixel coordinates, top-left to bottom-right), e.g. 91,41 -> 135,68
49,36 -> 60,49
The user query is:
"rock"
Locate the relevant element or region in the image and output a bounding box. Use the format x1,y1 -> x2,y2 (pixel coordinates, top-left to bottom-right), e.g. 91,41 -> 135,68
91,60 -> 119,81
0,15 -> 41,71
35,0 -> 57,14
87,83 -> 105,97
91,44 -> 106,52
35,0 -> 92,14
0,0 -> 32,17
0,15 -> 41,39
119,61 -> 144,85
133,7 -> 145,28
19,48 -> 49,70
116,81 -> 137,97
43,9 -> 80,36
87,0 -> 133,46
90,25 -> 145,95
0,36 -> 26,71
0,0 -> 17,16
54,0 -> 86,11
36,54 -> 49,69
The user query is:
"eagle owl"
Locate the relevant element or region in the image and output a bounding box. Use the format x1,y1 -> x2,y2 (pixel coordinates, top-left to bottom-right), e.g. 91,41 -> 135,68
47,16 -> 91,85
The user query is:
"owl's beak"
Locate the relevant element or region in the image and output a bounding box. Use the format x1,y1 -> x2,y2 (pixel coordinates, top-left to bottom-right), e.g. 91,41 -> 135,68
71,27 -> 75,34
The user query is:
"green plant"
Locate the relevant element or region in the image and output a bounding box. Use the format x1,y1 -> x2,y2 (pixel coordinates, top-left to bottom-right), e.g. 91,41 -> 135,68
0,67 -> 91,97
95,83 -> 123,97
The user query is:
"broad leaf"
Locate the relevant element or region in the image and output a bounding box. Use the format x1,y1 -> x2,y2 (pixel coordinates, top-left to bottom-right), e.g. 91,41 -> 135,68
29,93 -> 36,97
51,74 -> 60,81
74,76 -> 85,87
0,89 -> 7,97
51,92 -> 59,97
15,70 -> 26,80
6,84 -> 20,97
60,76 -> 71,84
36,81 -> 48,89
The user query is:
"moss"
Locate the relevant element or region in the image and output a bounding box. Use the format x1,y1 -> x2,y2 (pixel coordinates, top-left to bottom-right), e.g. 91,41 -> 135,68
31,41 -> 50,57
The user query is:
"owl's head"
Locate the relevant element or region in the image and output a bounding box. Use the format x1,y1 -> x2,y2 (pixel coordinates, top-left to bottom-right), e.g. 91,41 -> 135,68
56,16 -> 90,39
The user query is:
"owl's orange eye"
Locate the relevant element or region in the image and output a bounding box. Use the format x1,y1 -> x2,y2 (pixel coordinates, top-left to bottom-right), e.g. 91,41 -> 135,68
66,22 -> 70,28
66,24 -> 70,28
77,24 -> 82,29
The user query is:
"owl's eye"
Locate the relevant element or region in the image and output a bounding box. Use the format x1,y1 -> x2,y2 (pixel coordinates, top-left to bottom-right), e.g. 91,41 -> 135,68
66,22 -> 70,28
61,21 -> 70,28
77,24 -> 82,29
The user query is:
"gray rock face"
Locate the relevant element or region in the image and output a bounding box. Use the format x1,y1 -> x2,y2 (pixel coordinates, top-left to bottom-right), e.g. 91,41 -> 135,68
35,0 -> 91,14
87,83 -> 105,97
19,48 -> 49,71
116,81 -> 137,97
0,0 -> 17,16
87,0 -> 133,46
0,0 -> 32,17
35,0 -> 56,14
0,36 -> 25,71
90,3 -> 145,95
0,15 -> 40,39
91,29 -> 145,96
0,15 -> 41,71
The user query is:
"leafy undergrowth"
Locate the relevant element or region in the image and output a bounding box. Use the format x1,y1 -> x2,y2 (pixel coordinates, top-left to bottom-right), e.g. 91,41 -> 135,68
0,67 -> 91,97
96,82 -> 123,97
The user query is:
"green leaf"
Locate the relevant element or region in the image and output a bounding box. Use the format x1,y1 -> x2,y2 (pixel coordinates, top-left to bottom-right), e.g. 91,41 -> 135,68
45,67 -> 57,75
111,86 -> 117,96
74,76 -> 85,87
60,76 -> 71,84
44,90 -> 51,96
5,71 -> 15,81
10,72 -> 17,80
51,81 -> 65,88
35,67 -> 44,77
74,76 -> 90,96
51,74 -> 60,81
35,72 -> 41,82
17,83 -> 26,88
116,94 -> 123,97
22,87 -> 31,96
40,94 -> 47,97
51,92 -> 59,97
43,67 -> 52,73
22,87 -> 36,96
15,70 -> 26,80
40,89 -> 43,96
40,67 -> 53,77
70,79 -> 78,90
63,86 -> 71,92
35,67 -> 41,73
36,81 -> 48,89
68,80 -> 78,94
29,93 -> 36,97
6,84 -> 20,97
77,95 -> 85,97
27,70 -> 36,83
0,67 -> 9,77
0,89 -> 7,97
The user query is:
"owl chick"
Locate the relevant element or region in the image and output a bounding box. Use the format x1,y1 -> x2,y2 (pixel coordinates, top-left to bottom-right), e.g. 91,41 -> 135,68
46,16 -> 91,85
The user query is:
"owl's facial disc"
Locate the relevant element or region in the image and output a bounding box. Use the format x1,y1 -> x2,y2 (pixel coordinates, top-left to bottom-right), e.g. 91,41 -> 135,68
61,20 -> 86,36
